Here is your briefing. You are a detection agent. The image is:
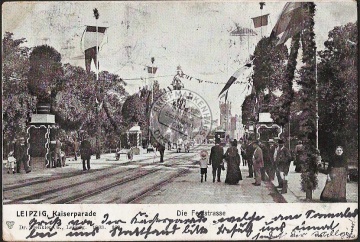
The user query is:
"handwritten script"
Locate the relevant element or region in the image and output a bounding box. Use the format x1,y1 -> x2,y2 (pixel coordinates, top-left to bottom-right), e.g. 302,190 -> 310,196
20,207 -> 358,240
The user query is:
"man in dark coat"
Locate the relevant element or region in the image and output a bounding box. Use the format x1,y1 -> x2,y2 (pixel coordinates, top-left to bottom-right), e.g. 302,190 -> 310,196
267,139 -> 276,181
209,138 -> 224,182
14,136 -> 31,173
274,139 -> 292,193
156,142 -> 166,163
245,140 -> 255,178
259,141 -> 271,181
80,137 -> 92,171
252,141 -> 264,186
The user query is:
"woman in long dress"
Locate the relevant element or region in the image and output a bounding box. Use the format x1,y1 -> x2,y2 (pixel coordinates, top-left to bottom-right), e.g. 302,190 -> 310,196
320,146 -> 347,202
224,139 -> 242,185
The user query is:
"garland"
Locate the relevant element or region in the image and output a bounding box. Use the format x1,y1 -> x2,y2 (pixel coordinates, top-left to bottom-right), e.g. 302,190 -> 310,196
299,2 -> 318,195
182,73 -> 252,85
271,33 -> 300,126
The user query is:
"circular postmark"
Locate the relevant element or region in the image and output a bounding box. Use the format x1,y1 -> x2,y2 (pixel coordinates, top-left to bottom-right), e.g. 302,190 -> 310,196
150,89 -> 212,149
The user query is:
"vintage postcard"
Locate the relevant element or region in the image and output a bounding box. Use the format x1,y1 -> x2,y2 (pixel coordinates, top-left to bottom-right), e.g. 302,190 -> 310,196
2,0 -> 358,240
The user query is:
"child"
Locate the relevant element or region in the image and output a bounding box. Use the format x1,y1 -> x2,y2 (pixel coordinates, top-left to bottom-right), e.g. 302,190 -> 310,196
7,151 -> 16,174
200,150 -> 208,182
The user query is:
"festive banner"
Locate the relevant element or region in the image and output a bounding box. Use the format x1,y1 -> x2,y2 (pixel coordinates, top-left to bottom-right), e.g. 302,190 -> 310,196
252,14 -> 269,28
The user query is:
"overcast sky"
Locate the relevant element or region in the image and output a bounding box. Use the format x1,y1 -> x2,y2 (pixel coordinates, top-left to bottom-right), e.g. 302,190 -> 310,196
2,0 -> 357,123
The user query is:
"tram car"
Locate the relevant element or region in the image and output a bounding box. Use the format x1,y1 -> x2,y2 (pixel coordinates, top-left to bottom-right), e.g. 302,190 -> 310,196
215,130 -> 226,146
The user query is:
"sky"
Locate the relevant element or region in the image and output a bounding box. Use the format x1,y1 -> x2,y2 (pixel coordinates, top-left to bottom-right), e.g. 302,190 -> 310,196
2,0 -> 357,125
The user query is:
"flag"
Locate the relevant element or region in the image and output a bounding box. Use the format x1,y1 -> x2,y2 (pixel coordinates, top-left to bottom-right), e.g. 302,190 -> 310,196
147,66 -> 158,74
270,2 -> 305,45
251,14 -> 269,28
81,25 -> 108,73
218,60 -> 254,97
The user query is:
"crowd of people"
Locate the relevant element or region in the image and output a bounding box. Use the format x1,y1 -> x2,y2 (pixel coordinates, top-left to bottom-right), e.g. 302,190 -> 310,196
199,137 -> 348,202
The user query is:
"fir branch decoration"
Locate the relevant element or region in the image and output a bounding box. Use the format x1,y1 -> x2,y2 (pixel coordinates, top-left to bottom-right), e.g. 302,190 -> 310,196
299,2 -> 319,196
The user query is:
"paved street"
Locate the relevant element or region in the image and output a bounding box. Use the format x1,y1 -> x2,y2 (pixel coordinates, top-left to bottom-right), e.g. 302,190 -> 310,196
3,145 -> 358,204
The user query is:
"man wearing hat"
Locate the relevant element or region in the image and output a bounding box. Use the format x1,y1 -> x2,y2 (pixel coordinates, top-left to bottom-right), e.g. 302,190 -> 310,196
267,139 -> 276,180
252,141 -> 264,186
274,139 -> 292,193
14,135 -> 31,173
209,138 -> 224,182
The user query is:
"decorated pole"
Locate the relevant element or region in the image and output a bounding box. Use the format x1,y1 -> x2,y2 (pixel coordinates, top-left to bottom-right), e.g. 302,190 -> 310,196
94,8 -> 101,159
299,2 -> 318,200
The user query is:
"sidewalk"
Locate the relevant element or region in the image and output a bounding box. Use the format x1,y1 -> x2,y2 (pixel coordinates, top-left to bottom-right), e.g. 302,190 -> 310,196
272,162 -> 358,203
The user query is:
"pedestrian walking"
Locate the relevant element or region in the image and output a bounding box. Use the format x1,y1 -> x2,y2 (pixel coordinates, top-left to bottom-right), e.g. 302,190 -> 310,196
54,137 -> 62,167
156,142 -> 165,163
74,138 -> 79,161
252,141 -> 264,186
7,150 -> 16,174
209,138 -> 224,182
224,139 -> 242,185
320,146 -> 347,202
167,141 -> 172,150
245,140 -> 255,178
259,141 -> 271,181
240,141 -> 247,166
267,139 -> 277,181
14,136 -> 31,173
294,140 -> 305,172
199,150 -> 208,182
80,136 -> 92,171
274,139 -> 292,193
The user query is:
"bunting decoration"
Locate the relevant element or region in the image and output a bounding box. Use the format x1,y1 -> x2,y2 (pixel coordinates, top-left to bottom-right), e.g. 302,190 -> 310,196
81,25 -> 108,73
270,2 -> 305,46
218,59 -> 254,97
251,14 -> 269,28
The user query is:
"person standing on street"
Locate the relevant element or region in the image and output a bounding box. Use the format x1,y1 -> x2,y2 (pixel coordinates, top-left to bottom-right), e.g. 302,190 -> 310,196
74,137 -> 79,161
259,141 -> 271,181
54,137 -> 62,167
252,141 -> 264,186
14,136 -> 31,173
267,139 -> 277,181
156,142 -> 166,163
209,138 -> 224,182
245,140 -> 255,178
294,140 -> 305,172
240,141 -> 247,166
274,139 -> 292,193
199,150 -> 208,182
224,139 -> 242,185
320,146 -> 347,202
80,136 -> 92,171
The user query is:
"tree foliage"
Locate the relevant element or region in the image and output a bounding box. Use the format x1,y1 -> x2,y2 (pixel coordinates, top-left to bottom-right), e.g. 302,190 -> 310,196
2,32 -> 34,141
28,45 -> 63,103
318,21 -> 358,161
251,36 -> 294,127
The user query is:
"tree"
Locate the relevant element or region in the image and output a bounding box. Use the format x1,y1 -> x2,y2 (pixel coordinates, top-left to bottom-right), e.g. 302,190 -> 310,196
51,64 -> 96,131
318,21 -> 358,162
2,32 -> 34,144
28,45 -> 63,103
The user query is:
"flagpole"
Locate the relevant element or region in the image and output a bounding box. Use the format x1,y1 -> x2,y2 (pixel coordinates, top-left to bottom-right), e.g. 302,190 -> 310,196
93,8 -> 101,159
315,54 -> 319,150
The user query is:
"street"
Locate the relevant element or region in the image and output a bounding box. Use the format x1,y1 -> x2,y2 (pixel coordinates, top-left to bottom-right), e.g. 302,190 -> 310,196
4,144 -> 356,204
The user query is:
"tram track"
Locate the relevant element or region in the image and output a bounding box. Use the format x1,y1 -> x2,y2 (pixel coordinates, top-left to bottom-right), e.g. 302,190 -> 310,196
3,151 -> 196,192
125,168 -> 190,204
4,151 -> 200,204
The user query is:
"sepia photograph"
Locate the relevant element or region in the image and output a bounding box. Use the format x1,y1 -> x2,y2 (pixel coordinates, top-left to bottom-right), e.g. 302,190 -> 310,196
2,0 -> 358,240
